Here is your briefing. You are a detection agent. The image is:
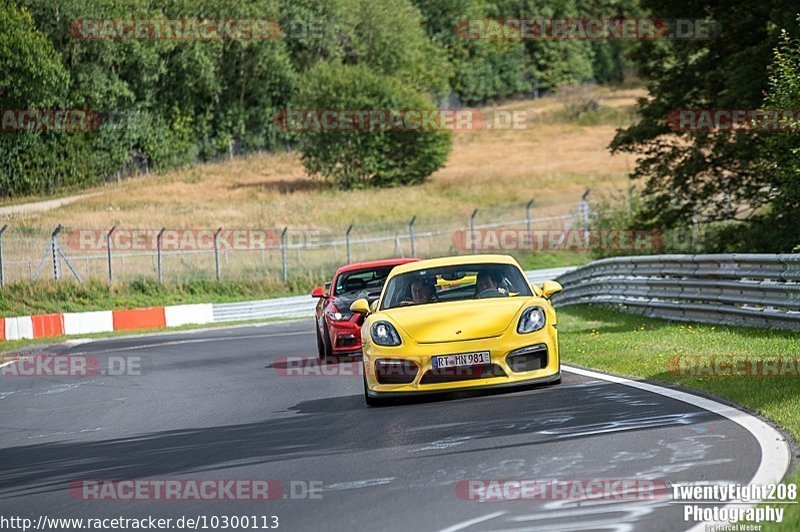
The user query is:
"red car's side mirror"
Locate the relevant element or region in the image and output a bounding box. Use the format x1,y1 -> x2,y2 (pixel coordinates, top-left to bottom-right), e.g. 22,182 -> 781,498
311,286 -> 326,298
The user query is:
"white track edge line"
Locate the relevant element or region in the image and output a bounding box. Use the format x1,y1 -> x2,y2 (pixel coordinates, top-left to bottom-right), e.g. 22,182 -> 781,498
563,364 -> 793,532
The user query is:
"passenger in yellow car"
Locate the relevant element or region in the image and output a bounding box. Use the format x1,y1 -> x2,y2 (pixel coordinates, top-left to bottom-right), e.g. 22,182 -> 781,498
475,270 -> 509,297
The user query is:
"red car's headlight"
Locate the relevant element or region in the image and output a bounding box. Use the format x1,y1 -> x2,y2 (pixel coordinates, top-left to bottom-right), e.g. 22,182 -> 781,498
327,310 -> 352,321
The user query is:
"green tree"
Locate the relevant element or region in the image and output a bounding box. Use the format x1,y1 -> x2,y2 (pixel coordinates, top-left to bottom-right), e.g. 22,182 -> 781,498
279,0 -> 451,98
291,62 -> 452,189
412,0 -> 530,105
0,0 -> 68,108
493,0 -> 595,91
611,0 -> 799,238
755,26 -> 800,250
576,0 -> 642,83
0,0 -> 70,197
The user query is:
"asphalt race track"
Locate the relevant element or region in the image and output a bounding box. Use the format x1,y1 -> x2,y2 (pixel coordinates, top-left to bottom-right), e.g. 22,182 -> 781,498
0,320 -> 767,532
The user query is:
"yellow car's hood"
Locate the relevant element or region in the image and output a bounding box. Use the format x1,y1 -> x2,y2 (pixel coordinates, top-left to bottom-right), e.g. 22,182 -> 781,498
383,298 -> 530,343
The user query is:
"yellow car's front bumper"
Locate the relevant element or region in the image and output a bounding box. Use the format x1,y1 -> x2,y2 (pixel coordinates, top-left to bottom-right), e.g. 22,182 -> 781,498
363,326 -> 559,397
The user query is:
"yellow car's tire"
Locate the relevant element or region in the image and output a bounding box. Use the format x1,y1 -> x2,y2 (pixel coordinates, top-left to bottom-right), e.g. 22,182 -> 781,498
363,371 -> 386,407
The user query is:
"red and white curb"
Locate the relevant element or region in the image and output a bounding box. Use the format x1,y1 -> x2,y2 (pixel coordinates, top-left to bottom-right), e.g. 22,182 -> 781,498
1,303 -> 214,341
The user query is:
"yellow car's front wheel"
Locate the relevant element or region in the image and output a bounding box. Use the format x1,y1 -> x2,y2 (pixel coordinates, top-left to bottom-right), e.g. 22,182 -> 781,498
363,369 -> 387,407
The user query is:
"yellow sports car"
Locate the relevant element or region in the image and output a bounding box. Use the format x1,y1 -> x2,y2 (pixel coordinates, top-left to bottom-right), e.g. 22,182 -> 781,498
350,254 -> 562,406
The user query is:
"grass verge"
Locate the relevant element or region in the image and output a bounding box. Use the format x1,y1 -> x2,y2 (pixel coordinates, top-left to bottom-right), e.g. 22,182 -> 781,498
559,305 -> 800,530
0,277 -> 316,317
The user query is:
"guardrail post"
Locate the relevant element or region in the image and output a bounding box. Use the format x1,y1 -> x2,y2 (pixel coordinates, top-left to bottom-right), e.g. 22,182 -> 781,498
156,227 -> 165,284
470,209 -> 479,254
51,225 -> 63,280
214,227 -> 222,282
0,224 -> 7,287
346,225 -> 354,264
107,225 -> 116,283
408,216 -> 417,258
280,227 -> 288,284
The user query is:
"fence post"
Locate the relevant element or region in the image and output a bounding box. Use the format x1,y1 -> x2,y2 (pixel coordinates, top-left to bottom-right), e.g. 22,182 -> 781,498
0,224 -> 7,287
627,185 -> 635,216
107,225 -> 116,283
346,225 -> 354,264
470,209 -> 479,254
525,199 -> 534,251
408,216 -> 417,258
280,227 -> 288,284
583,189 -> 593,249
214,227 -> 222,282
51,225 -> 63,280
156,227 -> 165,284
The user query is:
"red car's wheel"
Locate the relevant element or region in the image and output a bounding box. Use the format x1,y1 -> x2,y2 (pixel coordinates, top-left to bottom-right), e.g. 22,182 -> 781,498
316,327 -> 325,359
317,322 -> 333,360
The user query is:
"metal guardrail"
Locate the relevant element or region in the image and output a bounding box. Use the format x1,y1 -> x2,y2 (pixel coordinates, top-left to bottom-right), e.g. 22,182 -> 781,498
526,266 -> 578,286
210,266 -> 578,322
552,254 -> 800,331
213,295 -> 315,322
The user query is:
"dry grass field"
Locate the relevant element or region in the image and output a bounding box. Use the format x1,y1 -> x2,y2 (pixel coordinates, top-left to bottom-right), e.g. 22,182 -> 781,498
5,85 -> 644,232
0,85 -> 645,285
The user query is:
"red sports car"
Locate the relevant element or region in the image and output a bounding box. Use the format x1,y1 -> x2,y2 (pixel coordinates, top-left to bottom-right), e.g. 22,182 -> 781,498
312,258 -> 418,359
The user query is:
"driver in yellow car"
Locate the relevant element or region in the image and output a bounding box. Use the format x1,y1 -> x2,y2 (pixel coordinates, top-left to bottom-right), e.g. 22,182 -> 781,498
475,270 -> 508,296
410,277 -> 437,304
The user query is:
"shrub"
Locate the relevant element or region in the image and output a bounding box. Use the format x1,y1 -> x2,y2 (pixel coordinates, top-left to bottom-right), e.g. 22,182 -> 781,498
290,62 -> 452,189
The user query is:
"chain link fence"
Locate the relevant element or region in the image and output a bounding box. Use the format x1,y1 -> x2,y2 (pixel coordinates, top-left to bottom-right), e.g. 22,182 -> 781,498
0,196 -> 594,286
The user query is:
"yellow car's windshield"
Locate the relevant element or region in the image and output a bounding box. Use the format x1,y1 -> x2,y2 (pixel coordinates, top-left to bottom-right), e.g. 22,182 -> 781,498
381,263 -> 532,310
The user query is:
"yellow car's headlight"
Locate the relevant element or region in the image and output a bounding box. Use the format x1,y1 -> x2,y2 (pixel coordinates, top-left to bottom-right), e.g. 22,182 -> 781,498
371,321 -> 402,346
517,306 -> 546,334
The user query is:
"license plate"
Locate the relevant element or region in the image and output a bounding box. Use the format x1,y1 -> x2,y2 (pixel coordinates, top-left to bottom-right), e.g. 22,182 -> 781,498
432,351 -> 491,369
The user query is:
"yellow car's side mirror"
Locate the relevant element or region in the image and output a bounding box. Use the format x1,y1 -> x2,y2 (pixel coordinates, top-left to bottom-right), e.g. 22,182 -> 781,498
350,298 -> 371,315
541,280 -> 563,299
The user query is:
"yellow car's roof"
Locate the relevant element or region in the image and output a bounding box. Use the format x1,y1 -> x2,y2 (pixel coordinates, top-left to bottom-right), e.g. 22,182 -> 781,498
388,254 -> 521,277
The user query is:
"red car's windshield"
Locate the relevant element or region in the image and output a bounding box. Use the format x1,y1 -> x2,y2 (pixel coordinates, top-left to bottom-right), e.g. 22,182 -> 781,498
333,266 -> 396,296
